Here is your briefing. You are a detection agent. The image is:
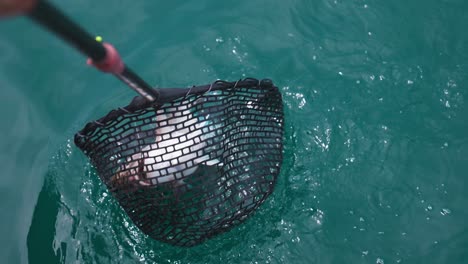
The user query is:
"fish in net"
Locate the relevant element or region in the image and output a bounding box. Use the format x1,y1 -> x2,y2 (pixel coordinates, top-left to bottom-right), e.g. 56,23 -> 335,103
74,78 -> 284,246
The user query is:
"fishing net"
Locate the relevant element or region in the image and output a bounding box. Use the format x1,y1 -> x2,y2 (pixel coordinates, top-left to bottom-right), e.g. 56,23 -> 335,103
74,78 -> 283,246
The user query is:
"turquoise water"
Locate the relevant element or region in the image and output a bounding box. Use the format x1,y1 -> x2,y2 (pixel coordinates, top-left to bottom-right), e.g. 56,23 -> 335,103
1,0 -> 468,263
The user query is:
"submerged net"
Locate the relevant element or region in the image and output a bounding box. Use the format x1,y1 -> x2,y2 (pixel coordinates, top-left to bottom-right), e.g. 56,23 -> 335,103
74,78 -> 283,246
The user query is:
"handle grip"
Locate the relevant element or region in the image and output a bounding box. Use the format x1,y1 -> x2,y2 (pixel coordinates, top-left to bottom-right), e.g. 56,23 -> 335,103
28,0 -> 159,102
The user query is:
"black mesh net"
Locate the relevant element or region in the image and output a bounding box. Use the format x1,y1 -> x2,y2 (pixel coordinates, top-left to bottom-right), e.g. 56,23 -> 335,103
74,78 -> 284,246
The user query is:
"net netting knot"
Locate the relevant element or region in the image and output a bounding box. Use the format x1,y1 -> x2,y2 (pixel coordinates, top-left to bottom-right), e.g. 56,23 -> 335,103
74,78 -> 284,246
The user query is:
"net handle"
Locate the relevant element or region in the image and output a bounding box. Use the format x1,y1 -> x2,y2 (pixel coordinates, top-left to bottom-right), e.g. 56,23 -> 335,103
27,0 -> 160,102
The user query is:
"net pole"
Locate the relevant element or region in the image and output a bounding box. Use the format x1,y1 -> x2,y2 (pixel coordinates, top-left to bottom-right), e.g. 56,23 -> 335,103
28,0 -> 160,102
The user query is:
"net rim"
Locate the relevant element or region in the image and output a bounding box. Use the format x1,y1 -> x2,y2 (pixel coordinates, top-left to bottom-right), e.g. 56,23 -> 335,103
74,78 -> 276,147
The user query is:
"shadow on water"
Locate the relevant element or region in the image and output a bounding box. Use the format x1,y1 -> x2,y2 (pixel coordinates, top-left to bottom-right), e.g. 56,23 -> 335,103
27,177 -> 61,264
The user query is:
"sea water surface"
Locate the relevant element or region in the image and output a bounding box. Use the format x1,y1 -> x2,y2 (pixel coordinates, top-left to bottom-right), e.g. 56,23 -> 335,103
1,0 -> 467,263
